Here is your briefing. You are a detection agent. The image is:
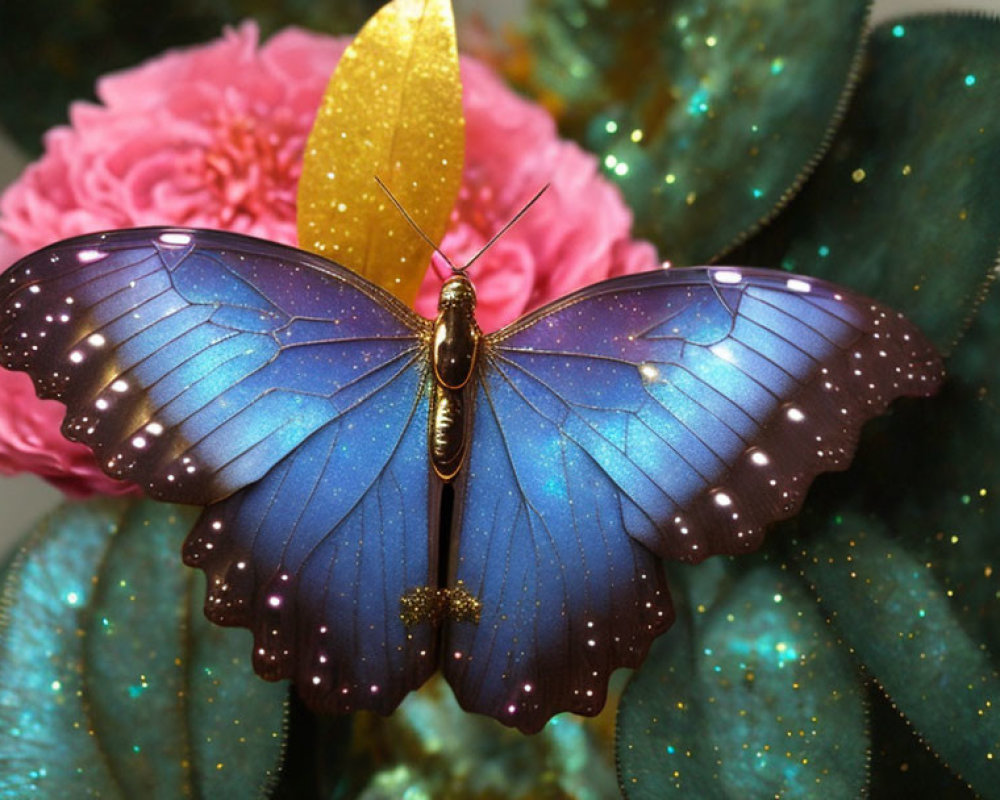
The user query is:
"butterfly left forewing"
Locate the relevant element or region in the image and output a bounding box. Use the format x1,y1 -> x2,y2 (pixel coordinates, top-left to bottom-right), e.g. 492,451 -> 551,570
444,265 -> 941,731
0,228 -> 428,505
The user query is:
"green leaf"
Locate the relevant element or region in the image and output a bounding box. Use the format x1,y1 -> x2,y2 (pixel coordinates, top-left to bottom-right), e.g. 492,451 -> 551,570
0,498 -> 287,798
729,15 -> 1000,351
618,561 -> 866,798
794,514 -> 1000,795
868,684 -> 975,798
522,0 -> 871,264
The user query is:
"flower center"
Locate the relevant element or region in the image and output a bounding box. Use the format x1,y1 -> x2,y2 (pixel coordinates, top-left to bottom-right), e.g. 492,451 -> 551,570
199,110 -> 301,226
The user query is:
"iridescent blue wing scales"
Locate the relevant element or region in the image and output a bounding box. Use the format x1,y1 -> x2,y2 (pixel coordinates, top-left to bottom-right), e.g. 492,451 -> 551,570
444,266 -> 942,732
0,228 -> 440,713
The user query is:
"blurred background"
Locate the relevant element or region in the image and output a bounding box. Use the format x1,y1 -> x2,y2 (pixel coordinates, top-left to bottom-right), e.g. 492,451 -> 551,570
1,0 -> 998,553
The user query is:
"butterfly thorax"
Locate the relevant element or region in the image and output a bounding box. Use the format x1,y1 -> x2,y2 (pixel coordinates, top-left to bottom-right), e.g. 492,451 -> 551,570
429,274 -> 480,481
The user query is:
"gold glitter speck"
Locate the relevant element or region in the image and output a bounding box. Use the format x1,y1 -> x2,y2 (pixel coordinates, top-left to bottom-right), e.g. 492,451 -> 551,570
447,580 -> 482,624
399,580 -> 482,626
399,586 -> 447,626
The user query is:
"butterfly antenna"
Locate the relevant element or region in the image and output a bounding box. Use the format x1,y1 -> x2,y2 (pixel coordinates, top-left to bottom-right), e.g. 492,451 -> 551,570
374,176 -> 457,276
461,184 -> 549,273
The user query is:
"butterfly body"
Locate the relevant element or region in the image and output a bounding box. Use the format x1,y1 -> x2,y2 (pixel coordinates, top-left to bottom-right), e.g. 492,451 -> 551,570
0,227 -> 943,732
429,274 -> 480,481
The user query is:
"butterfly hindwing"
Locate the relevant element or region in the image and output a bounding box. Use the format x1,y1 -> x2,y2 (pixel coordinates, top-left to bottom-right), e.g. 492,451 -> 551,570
0,228 -> 428,505
183,361 -> 441,713
443,377 -> 675,733
443,266 -> 941,731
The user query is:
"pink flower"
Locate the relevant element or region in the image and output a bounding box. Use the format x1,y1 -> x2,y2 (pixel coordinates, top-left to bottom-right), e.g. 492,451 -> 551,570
0,22 -> 658,496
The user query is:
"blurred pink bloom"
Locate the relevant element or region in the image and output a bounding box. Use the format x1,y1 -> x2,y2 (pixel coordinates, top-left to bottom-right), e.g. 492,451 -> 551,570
0,22 -> 658,496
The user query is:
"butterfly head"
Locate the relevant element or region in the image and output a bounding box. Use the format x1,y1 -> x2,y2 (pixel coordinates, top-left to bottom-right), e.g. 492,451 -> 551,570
438,273 -> 476,314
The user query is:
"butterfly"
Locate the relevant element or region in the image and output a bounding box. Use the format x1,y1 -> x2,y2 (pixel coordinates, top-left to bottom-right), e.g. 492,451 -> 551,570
0,227 -> 942,733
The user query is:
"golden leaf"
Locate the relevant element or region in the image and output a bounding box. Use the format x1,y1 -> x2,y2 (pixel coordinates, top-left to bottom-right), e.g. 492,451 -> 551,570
297,0 -> 465,305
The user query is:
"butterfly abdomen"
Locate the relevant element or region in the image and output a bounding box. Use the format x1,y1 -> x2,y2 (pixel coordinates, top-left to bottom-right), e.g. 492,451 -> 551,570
429,274 -> 480,481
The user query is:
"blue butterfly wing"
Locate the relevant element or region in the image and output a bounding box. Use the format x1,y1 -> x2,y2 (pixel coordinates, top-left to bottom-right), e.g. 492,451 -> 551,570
0,228 -> 427,505
1,228 -> 441,712
444,266 -> 942,733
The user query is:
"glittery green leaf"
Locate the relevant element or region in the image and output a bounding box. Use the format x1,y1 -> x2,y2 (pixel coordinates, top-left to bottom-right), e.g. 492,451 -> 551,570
729,15 -> 1000,351
868,682 -> 975,798
795,514 -> 1000,795
522,0 -> 870,264
617,561 -> 867,798
0,501 -> 128,796
0,498 -> 287,798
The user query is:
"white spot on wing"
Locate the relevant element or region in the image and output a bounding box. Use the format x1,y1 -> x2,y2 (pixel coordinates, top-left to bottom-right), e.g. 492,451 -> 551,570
714,269 -> 743,284
786,406 -> 806,422
159,232 -> 193,245
77,250 -> 107,263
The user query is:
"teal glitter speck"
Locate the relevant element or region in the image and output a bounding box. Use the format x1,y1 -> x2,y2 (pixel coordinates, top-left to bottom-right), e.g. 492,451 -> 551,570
687,88 -> 710,116
965,74 -> 977,87
892,24 -> 905,38
770,57 -> 785,75
818,245 -> 831,257
752,188 -> 764,199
